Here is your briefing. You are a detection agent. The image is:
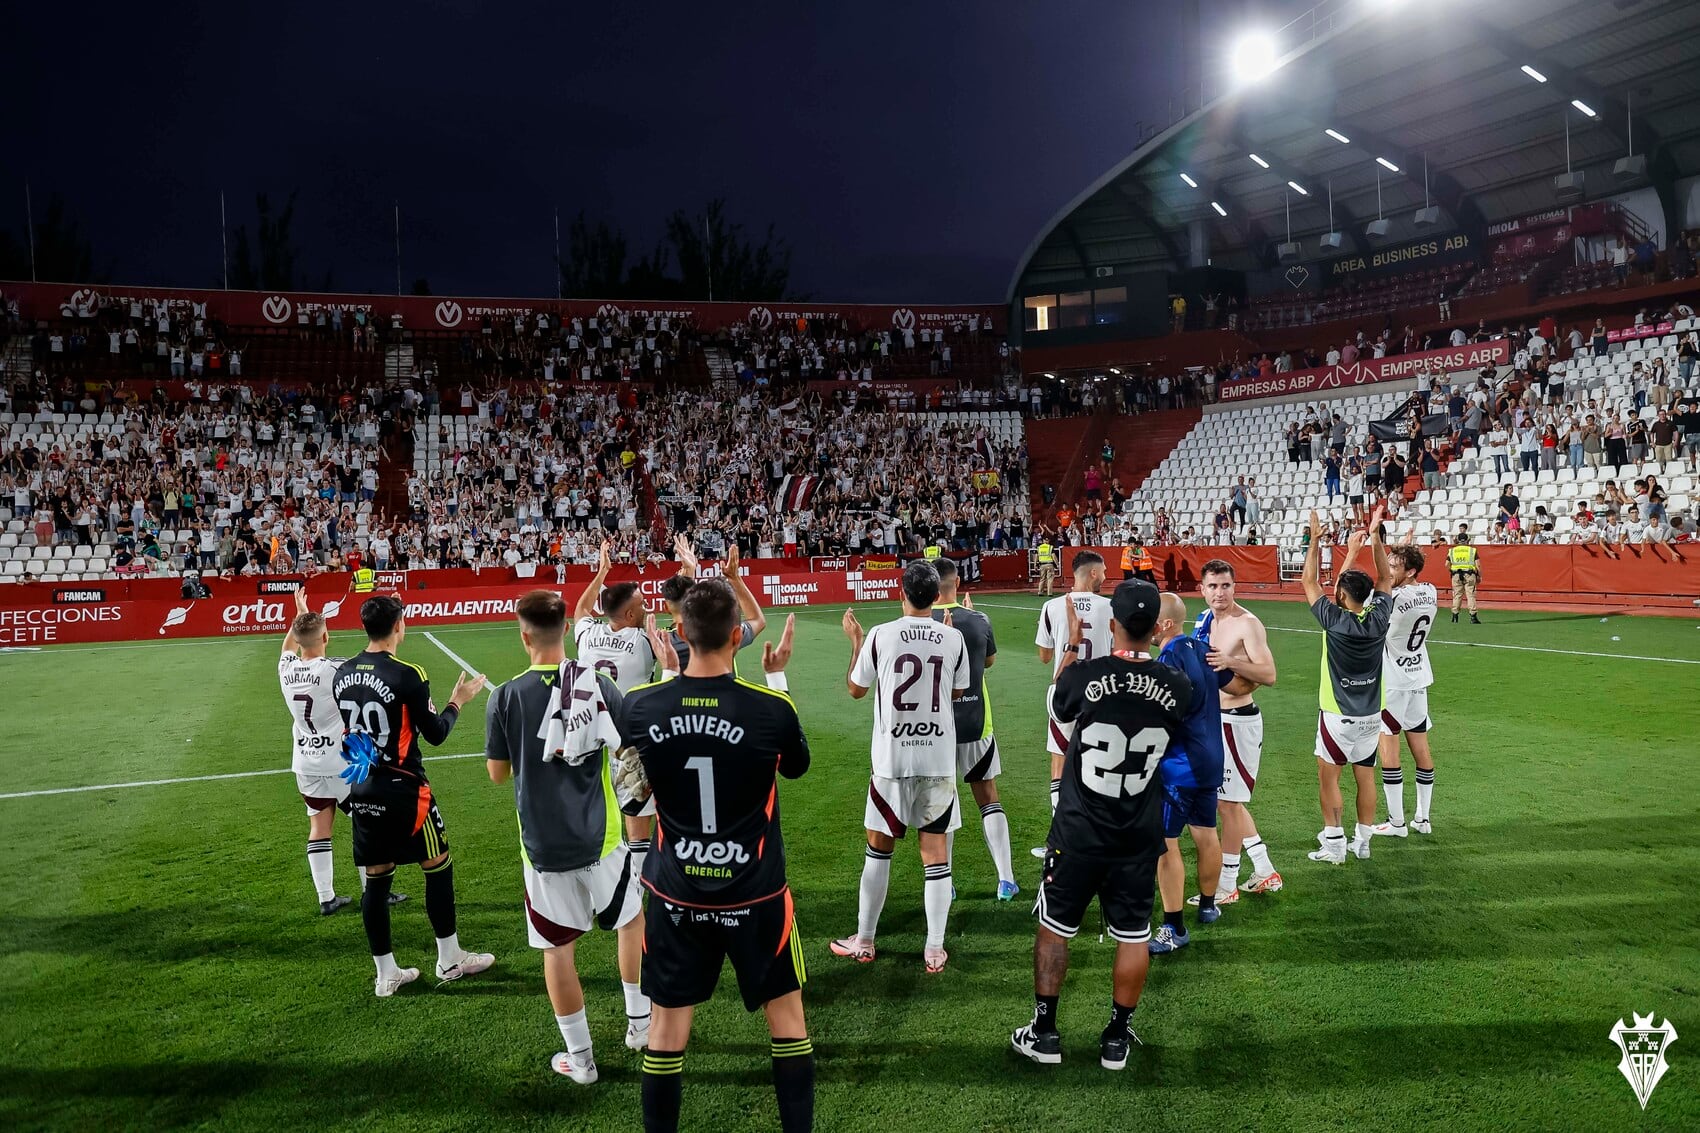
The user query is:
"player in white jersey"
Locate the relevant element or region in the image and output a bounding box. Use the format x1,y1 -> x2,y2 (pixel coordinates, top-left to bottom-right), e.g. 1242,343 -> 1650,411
833,562 -> 970,973
1370,543 -> 1438,837
572,541 -> 659,873
277,587 -> 403,915
1031,550 -> 1112,856
1191,558 -> 1282,901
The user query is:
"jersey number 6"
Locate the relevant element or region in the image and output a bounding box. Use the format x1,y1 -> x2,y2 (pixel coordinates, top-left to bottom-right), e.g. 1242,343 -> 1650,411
1076,722 -> 1162,799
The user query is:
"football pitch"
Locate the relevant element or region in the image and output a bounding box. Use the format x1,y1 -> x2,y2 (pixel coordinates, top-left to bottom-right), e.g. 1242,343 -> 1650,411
1,595 -> 1696,1132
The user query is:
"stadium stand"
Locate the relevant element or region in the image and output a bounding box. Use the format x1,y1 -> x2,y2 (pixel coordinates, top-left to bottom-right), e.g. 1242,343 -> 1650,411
1114,317 -> 1700,570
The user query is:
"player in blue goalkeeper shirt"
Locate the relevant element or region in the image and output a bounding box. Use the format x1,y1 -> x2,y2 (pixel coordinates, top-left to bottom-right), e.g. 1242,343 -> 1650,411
1147,592 -> 1227,954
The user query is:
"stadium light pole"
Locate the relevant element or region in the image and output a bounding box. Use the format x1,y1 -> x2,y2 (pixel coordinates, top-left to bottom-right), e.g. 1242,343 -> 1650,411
554,206 -> 562,299
24,180 -> 36,282
394,202 -> 402,297
220,190 -> 228,291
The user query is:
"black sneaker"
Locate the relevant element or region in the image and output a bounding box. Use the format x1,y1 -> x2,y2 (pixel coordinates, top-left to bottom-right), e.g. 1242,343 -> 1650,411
1469,613 -> 1480,624
1099,1027 -> 1142,1071
387,891 -> 409,906
319,895 -> 353,916
1011,1021 -> 1062,1065
1450,613 -> 1459,623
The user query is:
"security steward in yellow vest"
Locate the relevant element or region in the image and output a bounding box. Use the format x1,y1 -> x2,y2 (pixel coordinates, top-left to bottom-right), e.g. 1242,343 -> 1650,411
1035,540 -> 1057,595
1447,536 -> 1480,624
350,566 -> 377,595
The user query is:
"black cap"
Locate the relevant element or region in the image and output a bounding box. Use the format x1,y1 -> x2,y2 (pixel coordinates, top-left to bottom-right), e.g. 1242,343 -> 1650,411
1111,579 -> 1160,639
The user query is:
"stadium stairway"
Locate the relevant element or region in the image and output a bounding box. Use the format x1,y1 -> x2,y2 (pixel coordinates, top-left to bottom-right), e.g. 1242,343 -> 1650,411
1025,411 -> 1106,519
1104,407 -> 1202,493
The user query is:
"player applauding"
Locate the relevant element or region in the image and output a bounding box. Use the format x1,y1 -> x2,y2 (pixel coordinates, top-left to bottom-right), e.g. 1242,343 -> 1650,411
834,562 -> 970,973
334,596 -> 490,997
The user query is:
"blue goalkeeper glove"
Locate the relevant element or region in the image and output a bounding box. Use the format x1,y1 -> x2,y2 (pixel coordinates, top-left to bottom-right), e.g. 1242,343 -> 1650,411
340,732 -> 379,786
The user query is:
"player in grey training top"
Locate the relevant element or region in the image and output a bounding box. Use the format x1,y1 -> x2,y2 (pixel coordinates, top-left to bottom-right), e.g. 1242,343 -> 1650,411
485,589 -> 650,1083
930,559 -> 1017,900
1301,510 -> 1393,865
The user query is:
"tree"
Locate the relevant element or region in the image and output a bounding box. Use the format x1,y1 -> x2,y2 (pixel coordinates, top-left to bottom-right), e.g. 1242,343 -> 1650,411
556,212 -> 632,299
555,200 -> 794,301
228,192 -> 303,291
0,193 -> 101,282
662,199 -> 791,302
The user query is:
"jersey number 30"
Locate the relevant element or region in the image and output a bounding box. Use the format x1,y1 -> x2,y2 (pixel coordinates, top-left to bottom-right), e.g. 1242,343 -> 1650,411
1076,723 -> 1162,798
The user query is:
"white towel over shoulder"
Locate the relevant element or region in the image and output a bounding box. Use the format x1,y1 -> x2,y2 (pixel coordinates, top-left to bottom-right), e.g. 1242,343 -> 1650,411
537,660 -> 621,765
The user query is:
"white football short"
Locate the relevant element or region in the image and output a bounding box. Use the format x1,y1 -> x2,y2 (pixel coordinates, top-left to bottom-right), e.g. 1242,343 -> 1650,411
957,735 -> 1001,782
1316,711 -> 1381,766
296,771 -> 351,812
1045,684 -> 1073,757
865,774 -> 962,837
1218,709 -> 1264,803
522,853 -> 642,949
1380,688 -> 1433,735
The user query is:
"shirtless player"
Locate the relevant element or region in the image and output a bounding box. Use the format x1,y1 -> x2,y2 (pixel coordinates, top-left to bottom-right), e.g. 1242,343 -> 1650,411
1192,559 -> 1281,901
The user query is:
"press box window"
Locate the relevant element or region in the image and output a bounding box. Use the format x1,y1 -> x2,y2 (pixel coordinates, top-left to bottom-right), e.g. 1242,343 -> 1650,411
1058,290 -> 1092,330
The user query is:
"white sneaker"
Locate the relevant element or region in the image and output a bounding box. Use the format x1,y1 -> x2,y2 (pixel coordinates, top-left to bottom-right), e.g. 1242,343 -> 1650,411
436,951 -> 495,982
551,1049 -> 599,1085
1410,817 -> 1432,834
1347,835 -> 1371,860
375,967 -> 420,998
625,1018 -> 651,1051
1371,821 -> 1408,838
1307,844 -> 1346,865
1029,846 -> 1047,859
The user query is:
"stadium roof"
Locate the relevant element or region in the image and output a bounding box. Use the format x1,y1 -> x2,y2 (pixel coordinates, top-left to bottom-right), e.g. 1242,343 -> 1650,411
1011,0 -> 1700,297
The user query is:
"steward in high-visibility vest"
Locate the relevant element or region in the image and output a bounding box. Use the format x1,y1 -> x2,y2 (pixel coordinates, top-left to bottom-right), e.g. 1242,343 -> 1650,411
351,567 -> 377,594
1447,538 -> 1480,624
1121,542 -> 1155,582
1035,541 -> 1058,595
923,543 -> 943,562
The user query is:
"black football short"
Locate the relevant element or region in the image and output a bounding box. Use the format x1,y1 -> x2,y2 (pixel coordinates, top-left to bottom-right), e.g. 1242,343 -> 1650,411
642,888 -> 806,1012
349,777 -> 449,867
1034,847 -> 1156,946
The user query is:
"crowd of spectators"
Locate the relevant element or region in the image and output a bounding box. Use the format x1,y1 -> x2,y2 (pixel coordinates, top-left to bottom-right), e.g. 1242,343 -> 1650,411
1,373 -> 414,578
397,383 -> 1032,571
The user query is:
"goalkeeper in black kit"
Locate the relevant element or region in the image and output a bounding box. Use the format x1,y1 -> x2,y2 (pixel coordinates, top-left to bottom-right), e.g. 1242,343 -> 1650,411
617,579 -> 814,1133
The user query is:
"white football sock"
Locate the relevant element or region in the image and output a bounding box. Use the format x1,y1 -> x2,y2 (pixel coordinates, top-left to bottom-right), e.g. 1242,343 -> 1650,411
435,932 -> 462,969
1219,852 -> 1242,895
557,1009 -> 593,1054
622,981 -> 650,1022
1415,767 -> 1434,821
1354,822 -> 1373,843
980,803 -> 1015,885
1242,836 -> 1274,876
856,846 -> 892,941
374,952 -> 402,980
307,838 -> 335,902
1381,767 -> 1406,825
359,866 -> 368,891
922,863 -> 952,949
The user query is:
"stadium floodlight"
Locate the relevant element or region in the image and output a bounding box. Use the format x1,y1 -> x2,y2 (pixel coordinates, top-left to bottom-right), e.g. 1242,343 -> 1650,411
1210,201 -> 1228,217
1325,128 -> 1351,144
1376,157 -> 1400,172
1179,172 -> 1198,188
1248,153 -> 1270,169
1571,99 -> 1597,118
1228,32 -> 1280,82
1288,180 -> 1308,195
1520,65 -> 1547,83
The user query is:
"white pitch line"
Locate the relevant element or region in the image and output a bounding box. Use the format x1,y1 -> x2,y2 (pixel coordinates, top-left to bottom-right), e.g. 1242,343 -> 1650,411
0,752 -> 486,801
970,601 -> 1700,666
422,631 -> 494,692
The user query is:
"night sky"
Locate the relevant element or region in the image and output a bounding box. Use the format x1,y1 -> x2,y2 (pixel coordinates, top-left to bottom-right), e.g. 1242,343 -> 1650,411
7,1 -> 1277,302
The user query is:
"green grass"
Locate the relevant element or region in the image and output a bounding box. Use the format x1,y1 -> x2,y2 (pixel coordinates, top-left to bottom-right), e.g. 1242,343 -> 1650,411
1,596 -> 1697,1132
